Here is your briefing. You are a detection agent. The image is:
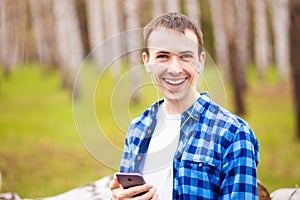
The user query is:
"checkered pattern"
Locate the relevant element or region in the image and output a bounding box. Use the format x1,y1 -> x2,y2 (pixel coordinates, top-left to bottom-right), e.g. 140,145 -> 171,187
120,92 -> 259,199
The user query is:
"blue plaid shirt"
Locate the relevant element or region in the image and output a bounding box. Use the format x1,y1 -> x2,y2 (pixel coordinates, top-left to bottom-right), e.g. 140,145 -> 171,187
120,92 -> 259,199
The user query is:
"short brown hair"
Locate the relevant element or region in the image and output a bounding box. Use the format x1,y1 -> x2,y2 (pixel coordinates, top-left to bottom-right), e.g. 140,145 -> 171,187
143,12 -> 203,55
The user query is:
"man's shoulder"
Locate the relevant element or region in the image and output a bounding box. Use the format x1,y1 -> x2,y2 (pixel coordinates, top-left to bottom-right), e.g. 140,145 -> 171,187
201,96 -> 256,145
129,99 -> 162,128
205,98 -> 249,129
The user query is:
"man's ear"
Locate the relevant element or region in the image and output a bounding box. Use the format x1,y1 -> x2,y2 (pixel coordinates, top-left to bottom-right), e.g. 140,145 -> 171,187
197,51 -> 206,73
142,52 -> 151,73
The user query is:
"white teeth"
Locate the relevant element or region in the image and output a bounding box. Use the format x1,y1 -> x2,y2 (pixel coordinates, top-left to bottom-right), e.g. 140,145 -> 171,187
164,78 -> 185,85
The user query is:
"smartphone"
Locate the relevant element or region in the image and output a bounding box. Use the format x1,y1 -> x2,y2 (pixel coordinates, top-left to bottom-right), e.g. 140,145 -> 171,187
116,172 -> 147,196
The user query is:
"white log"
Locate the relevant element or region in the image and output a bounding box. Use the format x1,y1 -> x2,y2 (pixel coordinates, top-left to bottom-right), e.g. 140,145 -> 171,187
271,188 -> 300,200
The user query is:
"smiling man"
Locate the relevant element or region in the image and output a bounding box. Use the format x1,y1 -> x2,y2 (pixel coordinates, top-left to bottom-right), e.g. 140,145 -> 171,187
110,12 -> 259,200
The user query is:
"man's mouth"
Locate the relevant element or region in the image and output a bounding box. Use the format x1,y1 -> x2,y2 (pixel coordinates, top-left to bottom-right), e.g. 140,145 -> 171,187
163,78 -> 187,85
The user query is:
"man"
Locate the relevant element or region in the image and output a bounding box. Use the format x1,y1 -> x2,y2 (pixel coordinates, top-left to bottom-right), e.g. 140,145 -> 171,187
110,12 -> 259,199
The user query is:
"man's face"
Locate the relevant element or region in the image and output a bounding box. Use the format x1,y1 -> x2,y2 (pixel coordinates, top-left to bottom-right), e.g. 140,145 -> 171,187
142,28 -> 205,105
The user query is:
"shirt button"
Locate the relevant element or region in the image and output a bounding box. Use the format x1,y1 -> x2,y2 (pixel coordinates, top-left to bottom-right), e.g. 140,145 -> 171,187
194,113 -> 199,118
198,162 -> 203,167
137,156 -> 142,161
147,129 -> 152,134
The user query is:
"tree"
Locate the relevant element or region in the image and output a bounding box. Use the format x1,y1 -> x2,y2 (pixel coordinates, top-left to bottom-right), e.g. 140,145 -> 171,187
209,0 -> 230,82
53,0 -> 84,95
166,0 -> 180,12
86,0 -> 106,70
0,0 -> 26,77
254,0 -> 272,78
270,0 -> 290,80
221,0 -> 250,115
28,0 -> 56,70
124,0 -> 142,104
290,0 -> 300,139
210,0 -> 248,114
0,0 -> 11,77
234,0 -> 251,88
185,0 -> 200,26
103,0 -> 122,79
152,0 -> 164,18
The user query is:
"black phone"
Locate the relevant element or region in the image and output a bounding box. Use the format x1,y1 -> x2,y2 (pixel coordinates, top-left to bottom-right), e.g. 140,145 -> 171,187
116,172 -> 147,197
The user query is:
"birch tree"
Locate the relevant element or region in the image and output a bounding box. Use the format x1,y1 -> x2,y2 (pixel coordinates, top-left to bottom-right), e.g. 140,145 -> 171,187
86,0 -> 106,70
0,0 -> 23,77
290,0 -> 300,139
185,0 -> 200,26
270,0 -> 290,80
166,0 -> 180,12
29,0 -> 56,70
124,0 -> 142,104
53,0 -> 84,95
233,0 -> 250,90
254,0 -> 272,78
103,0 -> 122,78
0,0 -> 11,77
209,0 -> 230,81
152,0 -> 164,18
221,0 -> 250,115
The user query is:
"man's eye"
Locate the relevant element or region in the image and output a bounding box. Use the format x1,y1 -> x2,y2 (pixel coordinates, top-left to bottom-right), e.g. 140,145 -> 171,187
157,55 -> 168,59
181,54 -> 193,59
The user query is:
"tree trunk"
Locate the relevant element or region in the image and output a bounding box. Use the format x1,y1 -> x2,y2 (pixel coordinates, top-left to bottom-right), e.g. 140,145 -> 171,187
233,0 -> 250,91
166,0 -> 180,12
28,0 -> 56,70
86,0 -> 106,70
270,0 -> 290,80
209,0 -> 230,82
152,0 -> 164,18
0,0 -> 21,77
0,0 -> 10,77
124,0 -> 142,104
53,0 -> 84,96
254,0 -> 272,79
185,0 -> 200,26
103,0 -> 122,79
290,0 -> 300,139
222,0 -> 247,115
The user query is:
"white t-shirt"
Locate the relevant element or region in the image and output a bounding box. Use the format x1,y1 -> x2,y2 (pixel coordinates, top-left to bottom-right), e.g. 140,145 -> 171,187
143,104 -> 181,199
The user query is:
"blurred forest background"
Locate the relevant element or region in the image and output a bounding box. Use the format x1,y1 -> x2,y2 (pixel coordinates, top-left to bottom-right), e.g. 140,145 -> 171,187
1,0 -> 300,198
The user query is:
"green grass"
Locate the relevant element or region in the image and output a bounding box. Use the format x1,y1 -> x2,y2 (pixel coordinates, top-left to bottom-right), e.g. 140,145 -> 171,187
0,64 -> 114,198
0,63 -> 299,197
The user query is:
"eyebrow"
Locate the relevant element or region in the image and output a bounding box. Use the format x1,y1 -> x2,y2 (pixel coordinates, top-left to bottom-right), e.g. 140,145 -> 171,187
155,50 -> 194,55
179,51 -> 194,55
155,51 -> 171,54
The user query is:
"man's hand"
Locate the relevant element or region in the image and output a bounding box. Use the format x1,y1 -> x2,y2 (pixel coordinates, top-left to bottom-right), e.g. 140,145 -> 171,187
109,175 -> 158,200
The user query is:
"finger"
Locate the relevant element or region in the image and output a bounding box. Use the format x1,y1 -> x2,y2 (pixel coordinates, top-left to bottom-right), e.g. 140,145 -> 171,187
136,187 -> 157,200
125,184 -> 153,197
109,175 -> 121,190
150,191 -> 159,200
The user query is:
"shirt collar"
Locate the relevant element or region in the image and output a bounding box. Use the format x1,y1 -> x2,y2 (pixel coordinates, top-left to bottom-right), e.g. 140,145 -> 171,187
149,92 -> 211,120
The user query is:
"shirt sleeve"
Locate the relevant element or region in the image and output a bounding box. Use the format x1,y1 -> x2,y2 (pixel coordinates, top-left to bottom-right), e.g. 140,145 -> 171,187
219,125 -> 259,200
119,123 -> 135,172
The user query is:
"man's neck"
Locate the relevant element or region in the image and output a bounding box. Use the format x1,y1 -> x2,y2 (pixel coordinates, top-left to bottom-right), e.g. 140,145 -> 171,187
164,91 -> 200,115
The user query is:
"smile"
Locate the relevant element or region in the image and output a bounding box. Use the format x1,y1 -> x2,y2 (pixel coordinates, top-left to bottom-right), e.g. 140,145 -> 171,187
163,78 -> 187,85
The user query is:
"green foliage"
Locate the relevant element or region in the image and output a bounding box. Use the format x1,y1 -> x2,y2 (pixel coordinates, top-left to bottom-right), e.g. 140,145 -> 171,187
0,64 -> 299,197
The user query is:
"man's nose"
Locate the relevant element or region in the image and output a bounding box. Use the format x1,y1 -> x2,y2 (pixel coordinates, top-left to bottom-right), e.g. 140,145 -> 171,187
167,56 -> 182,74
